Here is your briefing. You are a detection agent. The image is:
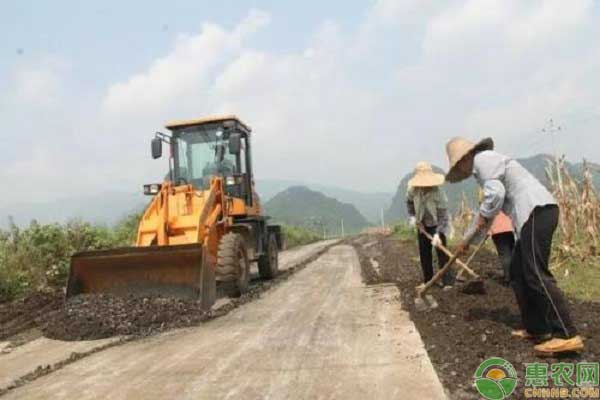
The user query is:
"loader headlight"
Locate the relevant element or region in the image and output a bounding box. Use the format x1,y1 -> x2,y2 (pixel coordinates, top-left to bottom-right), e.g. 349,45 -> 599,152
143,183 -> 162,195
226,176 -> 236,186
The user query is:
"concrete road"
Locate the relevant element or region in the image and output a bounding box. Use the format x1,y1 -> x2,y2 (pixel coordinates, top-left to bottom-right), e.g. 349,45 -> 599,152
3,245 -> 446,399
0,239 -> 338,392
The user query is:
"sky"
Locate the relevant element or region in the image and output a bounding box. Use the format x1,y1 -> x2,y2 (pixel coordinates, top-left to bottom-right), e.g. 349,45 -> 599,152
2,0 -> 600,207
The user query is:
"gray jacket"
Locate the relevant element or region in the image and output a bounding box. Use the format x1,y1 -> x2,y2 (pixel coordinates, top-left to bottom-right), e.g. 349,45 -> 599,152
465,150 -> 556,241
406,186 -> 450,235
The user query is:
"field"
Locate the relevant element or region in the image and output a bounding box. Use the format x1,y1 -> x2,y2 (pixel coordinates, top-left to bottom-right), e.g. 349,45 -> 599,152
352,234 -> 599,400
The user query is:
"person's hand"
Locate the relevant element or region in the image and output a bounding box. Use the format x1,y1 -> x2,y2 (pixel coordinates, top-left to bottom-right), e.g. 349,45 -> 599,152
455,241 -> 470,256
408,216 -> 416,228
431,233 -> 442,248
476,215 -> 488,231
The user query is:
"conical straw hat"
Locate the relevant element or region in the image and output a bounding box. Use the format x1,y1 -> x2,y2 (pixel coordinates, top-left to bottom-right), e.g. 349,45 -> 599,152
445,137 -> 494,183
408,161 -> 445,187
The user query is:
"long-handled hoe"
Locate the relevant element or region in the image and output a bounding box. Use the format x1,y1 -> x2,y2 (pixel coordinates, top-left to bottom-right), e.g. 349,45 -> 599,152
414,226 -> 486,312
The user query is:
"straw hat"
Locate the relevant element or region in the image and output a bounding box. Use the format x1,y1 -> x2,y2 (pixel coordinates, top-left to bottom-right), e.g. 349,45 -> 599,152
408,161 -> 445,188
445,137 -> 494,183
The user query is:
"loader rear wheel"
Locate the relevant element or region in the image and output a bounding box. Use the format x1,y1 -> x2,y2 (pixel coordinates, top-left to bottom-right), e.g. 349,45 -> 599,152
216,233 -> 249,296
258,234 -> 279,279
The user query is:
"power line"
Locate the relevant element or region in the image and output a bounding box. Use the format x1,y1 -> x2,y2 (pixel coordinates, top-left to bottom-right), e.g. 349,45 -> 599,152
541,118 -> 562,160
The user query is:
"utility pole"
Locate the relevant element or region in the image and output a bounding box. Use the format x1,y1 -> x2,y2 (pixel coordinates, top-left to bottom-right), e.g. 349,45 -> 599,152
542,118 -> 562,160
542,118 -> 564,195
380,208 -> 385,229
341,219 -> 345,238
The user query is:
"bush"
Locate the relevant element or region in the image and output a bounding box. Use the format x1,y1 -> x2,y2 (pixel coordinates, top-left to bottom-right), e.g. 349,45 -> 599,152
0,214 -> 140,302
0,214 -> 318,302
282,225 -> 322,249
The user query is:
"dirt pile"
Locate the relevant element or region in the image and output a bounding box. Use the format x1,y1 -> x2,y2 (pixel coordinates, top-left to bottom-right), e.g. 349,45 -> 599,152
42,294 -> 212,340
0,291 -> 63,342
0,243 -> 335,343
352,234 -> 599,400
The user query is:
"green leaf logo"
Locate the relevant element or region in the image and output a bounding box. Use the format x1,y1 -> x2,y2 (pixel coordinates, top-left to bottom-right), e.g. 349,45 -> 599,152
474,358 -> 518,400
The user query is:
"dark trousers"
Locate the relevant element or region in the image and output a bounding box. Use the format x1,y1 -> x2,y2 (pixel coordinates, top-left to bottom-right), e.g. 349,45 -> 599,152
492,232 -> 515,284
510,205 -> 577,338
417,225 -> 453,285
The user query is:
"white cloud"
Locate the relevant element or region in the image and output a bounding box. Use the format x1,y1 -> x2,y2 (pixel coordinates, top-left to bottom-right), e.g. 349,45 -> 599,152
507,0 -> 593,48
6,56 -> 67,108
2,1 -> 600,208
101,10 -> 270,119
423,0 -> 593,55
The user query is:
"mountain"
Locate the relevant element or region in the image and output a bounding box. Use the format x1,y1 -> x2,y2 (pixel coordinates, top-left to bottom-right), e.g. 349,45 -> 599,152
264,186 -> 371,236
256,179 -> 392,224
0,192 -> 147,228
1,180 -> 388,229
385,154 -> 600,224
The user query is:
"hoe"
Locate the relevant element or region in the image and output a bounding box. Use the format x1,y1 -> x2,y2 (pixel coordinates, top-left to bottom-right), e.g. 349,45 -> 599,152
414,225 -> 486,311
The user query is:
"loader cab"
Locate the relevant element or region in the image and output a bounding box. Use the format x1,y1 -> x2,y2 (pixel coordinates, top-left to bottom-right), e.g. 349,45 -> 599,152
164,116 -> 255,205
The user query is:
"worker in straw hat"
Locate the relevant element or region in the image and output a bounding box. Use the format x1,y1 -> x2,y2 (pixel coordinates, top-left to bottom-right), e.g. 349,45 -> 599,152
406,161 -> 454,288
444,137 -> 583,355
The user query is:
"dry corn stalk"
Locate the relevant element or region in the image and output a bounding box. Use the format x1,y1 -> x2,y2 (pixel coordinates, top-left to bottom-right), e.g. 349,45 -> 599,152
546,157 -> 599,259
452,192 -> 475,238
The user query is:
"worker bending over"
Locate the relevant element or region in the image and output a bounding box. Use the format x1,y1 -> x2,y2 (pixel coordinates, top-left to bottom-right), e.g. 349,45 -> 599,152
445,137 -> 583,355
406,161 -> 454,288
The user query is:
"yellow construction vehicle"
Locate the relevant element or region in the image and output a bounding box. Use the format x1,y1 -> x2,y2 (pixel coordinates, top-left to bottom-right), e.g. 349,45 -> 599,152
66,115 -> 282,310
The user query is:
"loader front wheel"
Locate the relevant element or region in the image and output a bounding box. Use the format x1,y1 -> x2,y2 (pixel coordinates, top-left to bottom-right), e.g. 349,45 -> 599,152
258,234 -> 279,279
216,233 -> 249,296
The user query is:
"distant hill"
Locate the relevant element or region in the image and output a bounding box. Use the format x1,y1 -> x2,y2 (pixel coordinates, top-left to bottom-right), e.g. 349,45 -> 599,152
256,179 -> 392,224
1,180 -> 388,229
385,154 -> 600,224
264,186 -> 371,236
0,192 -> 147,228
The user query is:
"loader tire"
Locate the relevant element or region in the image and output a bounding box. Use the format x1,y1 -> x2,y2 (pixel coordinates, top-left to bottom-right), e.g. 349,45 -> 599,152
258,234 -> 279,280
216,233 -> 250,296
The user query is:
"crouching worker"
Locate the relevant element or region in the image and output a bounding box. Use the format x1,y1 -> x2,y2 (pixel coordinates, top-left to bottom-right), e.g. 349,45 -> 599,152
406,161 -> 454,288
445,137 -> 583,355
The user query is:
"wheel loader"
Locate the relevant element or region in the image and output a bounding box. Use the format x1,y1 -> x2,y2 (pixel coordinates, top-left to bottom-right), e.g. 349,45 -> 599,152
66,115 -> 283,310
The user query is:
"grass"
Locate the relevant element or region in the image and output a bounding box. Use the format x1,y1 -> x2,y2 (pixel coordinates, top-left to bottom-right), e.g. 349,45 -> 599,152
282,225 -> 322,248
392,223 -> 416,242
555,260 -> 600,302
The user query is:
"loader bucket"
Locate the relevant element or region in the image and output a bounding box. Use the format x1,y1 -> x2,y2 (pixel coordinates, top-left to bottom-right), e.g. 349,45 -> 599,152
66,244 -> 216,310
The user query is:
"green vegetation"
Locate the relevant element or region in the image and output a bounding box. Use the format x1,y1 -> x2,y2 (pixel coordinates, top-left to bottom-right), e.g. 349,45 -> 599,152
0,214 -> 141,302
392,223 -> 415,242
265,186 -> 370,236
282,225 -> 322,249
555,256 -> 600,301
0,212 -> 321,302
